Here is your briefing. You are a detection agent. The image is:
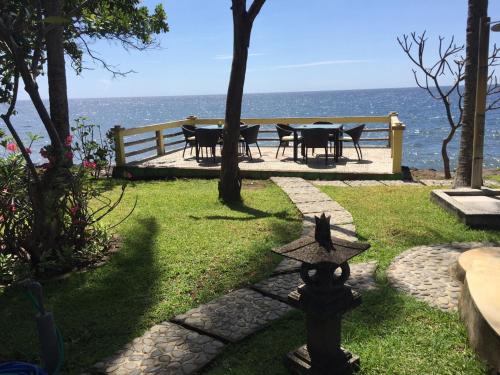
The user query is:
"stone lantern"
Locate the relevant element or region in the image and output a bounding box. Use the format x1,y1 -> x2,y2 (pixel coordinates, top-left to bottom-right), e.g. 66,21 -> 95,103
273,213 -> 370,375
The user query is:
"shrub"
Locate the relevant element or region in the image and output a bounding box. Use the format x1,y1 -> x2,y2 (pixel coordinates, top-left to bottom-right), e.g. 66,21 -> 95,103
0,122 -> 126,285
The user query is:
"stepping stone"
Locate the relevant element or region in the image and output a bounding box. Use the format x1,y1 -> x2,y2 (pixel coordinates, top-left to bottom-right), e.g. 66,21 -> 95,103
172,288 -> 292,343
344,180 -> 384,187
330,224 -> 357,242
419,179 -> 453,186
294,200 -> 345,214
93,322 -> 224,375
273,258 -> 302,275
387,242 -> 498,312
312,181 -> 349,187
287,192 -> 332,204
280,186 -> 320,195
379,180 -> 422,186
253,262 -> 378,303
303,210 -> 353,226
484,179 -> 499,188
301,223 -> 357,242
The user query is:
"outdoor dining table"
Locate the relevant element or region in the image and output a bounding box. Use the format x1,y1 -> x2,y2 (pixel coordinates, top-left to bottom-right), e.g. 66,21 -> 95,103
291,124 -> 343,162
198,124 -> 248,154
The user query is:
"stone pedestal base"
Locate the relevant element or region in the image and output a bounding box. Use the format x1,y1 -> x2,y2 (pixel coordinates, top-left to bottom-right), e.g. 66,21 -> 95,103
285,345 -> 359,375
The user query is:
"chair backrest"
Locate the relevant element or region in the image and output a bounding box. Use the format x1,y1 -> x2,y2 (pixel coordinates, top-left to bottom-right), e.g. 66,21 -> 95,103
241,125 -> 260,144
344,124 -> 365,142
182,125 -> 195,141
301,128 -> 329,148
195,128 -> 220,147
276,124 -> 292,139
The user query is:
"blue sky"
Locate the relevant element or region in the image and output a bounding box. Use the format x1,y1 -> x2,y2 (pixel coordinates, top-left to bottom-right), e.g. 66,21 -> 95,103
27,0 -> 500,99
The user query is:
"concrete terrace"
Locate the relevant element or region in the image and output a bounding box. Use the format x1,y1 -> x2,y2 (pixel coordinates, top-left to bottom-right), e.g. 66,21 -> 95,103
111,114 -> 405,180
124,146 -> 394,180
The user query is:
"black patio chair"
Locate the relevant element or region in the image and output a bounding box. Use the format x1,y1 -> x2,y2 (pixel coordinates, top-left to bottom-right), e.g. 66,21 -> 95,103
275,123 -> 301,158
195,128 -> 221,163
240,125 -> 262,160
181,125 -> 196,158
313,121 -> 341,153
341,124 -> 365,160
301,128 -> 330,165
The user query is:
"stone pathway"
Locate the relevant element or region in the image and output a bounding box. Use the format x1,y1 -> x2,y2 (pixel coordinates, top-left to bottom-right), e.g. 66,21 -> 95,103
419,179 -> 453,187
387,242 -> 499,312
254,261 -> 378,302
91,176 -> 378,374
93,322 -> 224,375
172,289 -> 292,343
271,177 -> 358,241
311,179 -> 452,188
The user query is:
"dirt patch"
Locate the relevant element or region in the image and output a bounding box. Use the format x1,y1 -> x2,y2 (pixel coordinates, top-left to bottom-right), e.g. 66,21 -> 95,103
242,180 -> 269,190
0,236 -> 122,288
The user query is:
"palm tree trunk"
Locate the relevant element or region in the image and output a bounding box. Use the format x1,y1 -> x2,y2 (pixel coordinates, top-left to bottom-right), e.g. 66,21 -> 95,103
454,0 -> 488,187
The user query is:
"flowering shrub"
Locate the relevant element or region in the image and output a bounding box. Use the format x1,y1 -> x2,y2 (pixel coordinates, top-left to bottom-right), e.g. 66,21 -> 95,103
70,117 -> 114,178
0,122 -> 126,285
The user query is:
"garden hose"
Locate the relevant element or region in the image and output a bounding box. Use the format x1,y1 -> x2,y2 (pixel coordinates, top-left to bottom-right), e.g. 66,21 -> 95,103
0,361 -> 48,375
1,281 -> 65,375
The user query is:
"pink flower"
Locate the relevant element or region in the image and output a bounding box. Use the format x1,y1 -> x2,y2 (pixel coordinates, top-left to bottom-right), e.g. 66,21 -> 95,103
8,203 -> 16,212
40,148 -> 49,158
70,205 -> 79,216
6,143 -> 17,152
83,160 -> 97,169
1,188 -> 8,194
65,151 -> 73,161
0,215 -> 4,223
65,135 -> 73,147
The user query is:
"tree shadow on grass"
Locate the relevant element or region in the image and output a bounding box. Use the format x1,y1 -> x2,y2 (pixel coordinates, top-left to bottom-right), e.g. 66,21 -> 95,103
189,201 -> 301,223
0,217 -> 161,373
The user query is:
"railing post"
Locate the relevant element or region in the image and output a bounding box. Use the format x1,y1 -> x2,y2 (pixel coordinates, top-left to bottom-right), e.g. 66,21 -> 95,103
388,111 -> 397,149
113,125 -> 126,167
391,118 -> 405,174
185,115 -> 197,125
156,130 -> 165,155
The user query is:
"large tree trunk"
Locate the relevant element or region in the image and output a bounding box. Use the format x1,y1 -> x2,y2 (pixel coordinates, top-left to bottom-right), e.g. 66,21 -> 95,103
44,0 -> 70,147
454,0 -> 488,187
25,0 -> 72,265
218,5 -> 252,202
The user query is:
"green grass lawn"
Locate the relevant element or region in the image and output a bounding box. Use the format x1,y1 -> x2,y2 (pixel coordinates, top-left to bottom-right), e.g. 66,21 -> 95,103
0,179 -> 301,373
203,185 -> 500,375
487,174 -> 500,185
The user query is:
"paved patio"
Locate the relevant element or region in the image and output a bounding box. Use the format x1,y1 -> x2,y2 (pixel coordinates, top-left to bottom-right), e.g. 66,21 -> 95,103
126,146 -> 394,179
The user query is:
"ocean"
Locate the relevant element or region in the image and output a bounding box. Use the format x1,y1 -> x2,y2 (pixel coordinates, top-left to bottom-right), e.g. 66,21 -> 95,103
4,87 -> 500,170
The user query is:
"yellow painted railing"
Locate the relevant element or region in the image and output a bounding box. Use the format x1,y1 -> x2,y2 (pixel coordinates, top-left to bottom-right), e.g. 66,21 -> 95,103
112,112 -> 406,173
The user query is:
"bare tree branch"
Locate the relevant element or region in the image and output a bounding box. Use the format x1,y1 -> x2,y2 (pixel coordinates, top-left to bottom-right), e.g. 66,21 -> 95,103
78,36 -> 135,77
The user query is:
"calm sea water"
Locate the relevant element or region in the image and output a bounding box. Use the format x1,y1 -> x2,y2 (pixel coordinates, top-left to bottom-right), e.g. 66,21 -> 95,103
4,87 -> 500,170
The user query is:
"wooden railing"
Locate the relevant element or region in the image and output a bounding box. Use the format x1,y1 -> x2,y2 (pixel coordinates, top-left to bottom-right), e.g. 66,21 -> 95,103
113,112 -> 405,173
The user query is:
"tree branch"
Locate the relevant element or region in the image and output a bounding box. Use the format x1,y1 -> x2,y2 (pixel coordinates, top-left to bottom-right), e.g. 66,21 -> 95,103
247,0 -> 266,23
0,72 -> 40,185
78,36 -> 135,77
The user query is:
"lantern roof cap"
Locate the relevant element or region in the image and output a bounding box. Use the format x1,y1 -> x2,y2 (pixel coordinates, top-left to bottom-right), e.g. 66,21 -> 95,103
273,213 -> 370,265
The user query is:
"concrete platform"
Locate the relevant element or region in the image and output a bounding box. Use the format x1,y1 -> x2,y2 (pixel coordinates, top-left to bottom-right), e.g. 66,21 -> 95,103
430,188 -> 500,229
115,146 -> 398,180
456,247 -> 500,372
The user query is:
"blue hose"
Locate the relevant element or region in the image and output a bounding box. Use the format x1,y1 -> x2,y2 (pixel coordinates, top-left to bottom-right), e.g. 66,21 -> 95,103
0,361 -> 48,375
